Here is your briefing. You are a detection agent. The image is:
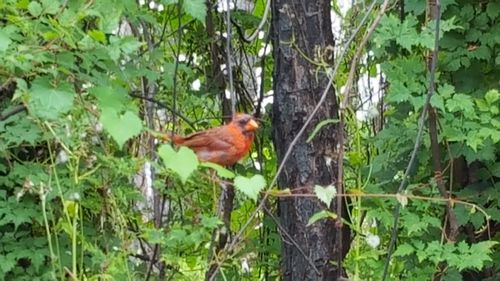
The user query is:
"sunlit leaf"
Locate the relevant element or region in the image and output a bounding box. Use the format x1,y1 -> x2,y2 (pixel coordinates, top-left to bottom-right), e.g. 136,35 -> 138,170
234,175 -> 266,202
200,162 -> 235,178
100,109 -> 143,148
314,185 -> 336,208
41,0 -> 60,14
91,86 -> 128,110
485,89 -> 499,104
307,210 -> 337,226
27,1 -> 42,17
183,0 -> 206,24
306,119 -> 339,143
446,93 -> 475,113
159,145 -> 199,183
88,30 -> 106,43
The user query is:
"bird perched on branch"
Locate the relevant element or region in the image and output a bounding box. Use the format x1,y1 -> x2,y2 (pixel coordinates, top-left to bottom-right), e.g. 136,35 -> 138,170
156,113 -> 259,166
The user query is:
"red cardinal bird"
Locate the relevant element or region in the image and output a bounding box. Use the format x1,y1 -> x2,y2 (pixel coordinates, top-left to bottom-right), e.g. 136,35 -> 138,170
159,113 -> 259,166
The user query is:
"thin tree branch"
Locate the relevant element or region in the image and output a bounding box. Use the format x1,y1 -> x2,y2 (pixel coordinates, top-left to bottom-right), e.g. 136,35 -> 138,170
171,0 -> 183,134
225,0 -> 236,115
128,93 -> 196,129
382,1 -> 441,280
262,206 -> 320,275
336,0 -> 388,278
0,105 -> 26,121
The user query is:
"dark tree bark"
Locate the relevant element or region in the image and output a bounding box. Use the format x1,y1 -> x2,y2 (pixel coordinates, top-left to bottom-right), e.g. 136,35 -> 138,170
271,0 -> 350,280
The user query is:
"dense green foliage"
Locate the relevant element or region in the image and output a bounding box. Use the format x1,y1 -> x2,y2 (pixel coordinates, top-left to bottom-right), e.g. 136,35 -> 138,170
343,1 -> 500,280
0,0 -> 498,280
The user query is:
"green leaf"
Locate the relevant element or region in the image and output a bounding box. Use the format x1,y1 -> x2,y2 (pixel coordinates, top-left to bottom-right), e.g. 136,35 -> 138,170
41,0 -> 60,14
142,228 -> 165,244
100,109 -> 143,148
405,0 -> 425,15
486,2 -> 500,20
2,117 -> 43,146
107,36 -> 143,62
402,212 -> 437,235
468,45 -> 490,61
463,139 -> 496,162
476,99 -> 490,112
490,105 -> 499,115
165,229 -> 188,247
0,254 -> 16,273
478,127 -> 500,143
307,210 -> 337,226
392,15 -> 420,51
183,0 -> 206,24
454,241 -> 498,271
393,243 -> 415,257
314,185 -> 336,207
442,126 -> 466,142
118,36 -> 142,54
200,162 -> 235,178
91,86 -> 128,110
346,151 -> 363,167
430,94 -> 445,111
234,174 -> 266,202
27,77 -> 74,120
200,215 -> 222,229
491,163 -> 500,178
158,145 -> 199,183
418,29 -> 435,49
437,83 -> 455,98
163,63 -> 176,89
485,89 -> 499,105
27,1 -> 43,17
386,81 -> 412,103
374,15 -> 420,51
446,93 -> 474,114
0,29 -> 12,52
29,249 -> 45,272
88,30 -> 106,43
306,119 -> 339,143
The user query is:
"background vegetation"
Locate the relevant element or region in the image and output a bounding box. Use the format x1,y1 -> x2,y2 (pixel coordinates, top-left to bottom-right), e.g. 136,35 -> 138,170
0,0 -> 498,280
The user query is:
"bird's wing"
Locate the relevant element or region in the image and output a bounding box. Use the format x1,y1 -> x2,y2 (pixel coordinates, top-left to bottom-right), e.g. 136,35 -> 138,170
179,127 -> 234,151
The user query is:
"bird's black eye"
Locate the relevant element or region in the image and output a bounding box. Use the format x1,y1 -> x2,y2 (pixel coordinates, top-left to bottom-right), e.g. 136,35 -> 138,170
238,118 -> 249,126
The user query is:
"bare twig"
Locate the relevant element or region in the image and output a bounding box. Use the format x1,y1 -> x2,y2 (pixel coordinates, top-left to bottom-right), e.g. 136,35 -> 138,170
336,0 -> 389,277
263,206 -> 320,275
382,1 -> 442,280
0,105 -> 26,121
233,0 -> 271,43
225,0 -> 236,115
128,93 -> 196,129
171,1 -> 183,133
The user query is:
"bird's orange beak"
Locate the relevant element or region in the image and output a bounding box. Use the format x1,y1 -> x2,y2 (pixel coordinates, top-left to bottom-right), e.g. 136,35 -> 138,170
246,119 -> 259,131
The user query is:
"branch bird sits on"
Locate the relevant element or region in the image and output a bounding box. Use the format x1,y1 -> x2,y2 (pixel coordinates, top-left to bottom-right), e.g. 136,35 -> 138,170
154,113 -> 259,166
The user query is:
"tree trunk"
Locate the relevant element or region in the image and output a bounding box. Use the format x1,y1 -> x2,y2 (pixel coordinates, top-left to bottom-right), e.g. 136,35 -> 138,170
271,0 -> 350,280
